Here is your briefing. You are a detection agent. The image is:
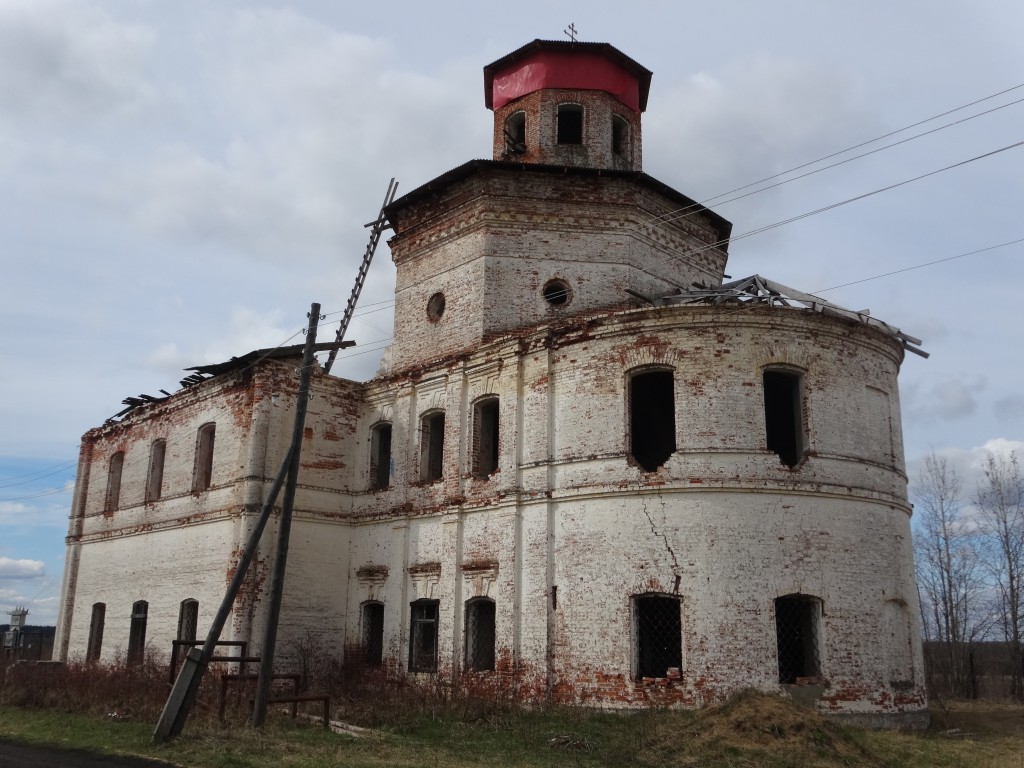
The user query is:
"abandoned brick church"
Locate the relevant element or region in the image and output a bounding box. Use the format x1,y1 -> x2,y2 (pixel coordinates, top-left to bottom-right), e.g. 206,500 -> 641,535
55,39 -> 928,726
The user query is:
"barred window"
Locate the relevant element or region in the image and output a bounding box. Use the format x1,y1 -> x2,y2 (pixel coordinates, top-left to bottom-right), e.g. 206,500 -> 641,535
775,594 -> 822,683
370,422 -> 393,490
177,599 -> 198,643
633,594 -> 682,679
629,369 -> 676,472
464,598 -> 495,672
409,599 -> 439,672
86,602 -> 105,662
420,411 -> 445,483
127,599 -> 148,667
362,601 -> 384,667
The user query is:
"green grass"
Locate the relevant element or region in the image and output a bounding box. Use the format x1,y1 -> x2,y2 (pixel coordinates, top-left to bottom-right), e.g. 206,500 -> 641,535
4,697 -> 1024,768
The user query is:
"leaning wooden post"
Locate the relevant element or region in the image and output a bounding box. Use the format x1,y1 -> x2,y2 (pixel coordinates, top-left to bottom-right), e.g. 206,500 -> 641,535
251,303 -> 321,728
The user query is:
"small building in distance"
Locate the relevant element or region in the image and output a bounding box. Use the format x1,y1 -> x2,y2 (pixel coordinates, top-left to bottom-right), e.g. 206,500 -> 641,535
55,39 -> 928,727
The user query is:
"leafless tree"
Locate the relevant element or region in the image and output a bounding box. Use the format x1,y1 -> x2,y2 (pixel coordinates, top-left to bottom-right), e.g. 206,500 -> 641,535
976,451 -> 1024,700
914,453 -> 986,698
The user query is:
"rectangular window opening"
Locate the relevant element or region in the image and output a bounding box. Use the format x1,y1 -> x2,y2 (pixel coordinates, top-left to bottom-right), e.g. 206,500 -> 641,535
86,603 -> 105,662
634,595 -> 682,679
612,116 -> 628,156
557,105 -> 583,145
370,423 -> 393,490
127,599 -> 148,667
146,439 -> 166,502
420,412 -> 445,483
629,370 -> 676,472
465,599 -> 496,672
363,602 -> 384,667
775,595 -> 822,683
763,370 -> 803,467
409,599 -> 439,672
473,399 -> 499,478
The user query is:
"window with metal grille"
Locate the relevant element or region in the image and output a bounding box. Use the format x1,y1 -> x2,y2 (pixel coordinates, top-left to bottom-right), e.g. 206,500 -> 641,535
192,423 -> 216,491
86,602 -> 105,662
146,439 -> 166,502
464,598 -> 495,672
420,411 -> 445,483
409,599 -> 439,672
763,370 -> 804,468
362,602 -> 384,667
633,594 -> 682,679
775,594 -> 822,683
177,599 -> 198,643
629,369 -> 676,472
472,397 -> 499,478
369,423 -> 393,490
127,599 -> 148,667
105,452 -> 124,511
557,104 -> 583,144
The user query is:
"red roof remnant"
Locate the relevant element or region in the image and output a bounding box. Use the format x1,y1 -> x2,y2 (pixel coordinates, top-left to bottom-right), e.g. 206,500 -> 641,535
483,39 -> 652,112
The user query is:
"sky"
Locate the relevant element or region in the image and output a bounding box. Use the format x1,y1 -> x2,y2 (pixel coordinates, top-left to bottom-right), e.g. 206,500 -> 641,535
1,0 -> 1022,626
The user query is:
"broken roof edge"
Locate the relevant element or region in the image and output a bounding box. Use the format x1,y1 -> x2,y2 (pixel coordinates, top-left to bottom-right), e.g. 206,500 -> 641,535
653,275 -> 928,359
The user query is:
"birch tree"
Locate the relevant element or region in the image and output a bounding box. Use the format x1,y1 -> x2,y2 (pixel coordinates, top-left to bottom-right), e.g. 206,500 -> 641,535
976,451 -> 1024,700
914,453 -> 985,698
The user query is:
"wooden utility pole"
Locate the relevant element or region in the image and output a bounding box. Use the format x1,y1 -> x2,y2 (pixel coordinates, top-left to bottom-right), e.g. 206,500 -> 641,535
251,303 -> 321,727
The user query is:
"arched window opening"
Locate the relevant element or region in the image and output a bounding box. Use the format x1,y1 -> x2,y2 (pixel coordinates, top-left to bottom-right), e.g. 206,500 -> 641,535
86,602 -> 105,662
420,411 -> 446,483
127,599 -> 148,667
633,594 -> 682,679
504,111 -> 526,156
763,369 -> 804,468
369,423 -> 393,490
105,452 -> 124,512
465,598 -> 496,672
177,599 -> 198,643
362,602 -> 384,667
612,115 -> 629,156
775,594 -> 822,683
629,369 -> 676,472
557,104 -> 583,145
192,423 -> 216,491
472,397 -> 500,478
146,439 -> 166,502
409,599 -> 439,672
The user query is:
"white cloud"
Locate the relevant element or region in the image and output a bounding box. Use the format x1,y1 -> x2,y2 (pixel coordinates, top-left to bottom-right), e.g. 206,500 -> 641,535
0,557 -> 45,578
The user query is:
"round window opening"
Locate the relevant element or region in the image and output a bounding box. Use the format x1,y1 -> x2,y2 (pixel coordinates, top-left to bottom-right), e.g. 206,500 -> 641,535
542,279 -> 571,307
426,292 -> 446,321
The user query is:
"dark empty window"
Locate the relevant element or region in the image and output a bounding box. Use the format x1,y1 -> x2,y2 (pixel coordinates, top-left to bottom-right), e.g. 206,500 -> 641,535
629,370 -> 676,472
557,104 -> 583,145
127,599 -> 148,666
362,602 -> 384,667
473,398 -> 500,478
542,279 -> 571,306
775,594 -> 822,683
105,452 -> 124,511
465,598 -> 496,672
420,411 -> 445,482
193,423 -> 216,491
763,370 -> 803,468
86,602 -> 105,662
504,111 -> 526,155
612,115 -> 628,156
370,423 -> 393,490
634,594 -> 682,679
409,599 -> 439,672
146,439 -> 166,502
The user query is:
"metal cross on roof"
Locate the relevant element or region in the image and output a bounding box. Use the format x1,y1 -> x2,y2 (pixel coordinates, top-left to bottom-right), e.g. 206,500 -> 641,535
564,23 -> 578,42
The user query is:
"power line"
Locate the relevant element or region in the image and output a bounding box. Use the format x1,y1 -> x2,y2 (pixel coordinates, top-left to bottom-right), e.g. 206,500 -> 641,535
651,81 -> 1024,224
0,460 -> 77,488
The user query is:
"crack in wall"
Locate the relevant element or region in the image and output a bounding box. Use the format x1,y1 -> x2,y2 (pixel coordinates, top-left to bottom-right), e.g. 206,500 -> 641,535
639,491 -> 680,579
